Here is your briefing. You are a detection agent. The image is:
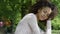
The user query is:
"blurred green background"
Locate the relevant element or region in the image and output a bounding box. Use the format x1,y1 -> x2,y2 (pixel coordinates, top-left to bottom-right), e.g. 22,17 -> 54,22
0,0 -> 60,34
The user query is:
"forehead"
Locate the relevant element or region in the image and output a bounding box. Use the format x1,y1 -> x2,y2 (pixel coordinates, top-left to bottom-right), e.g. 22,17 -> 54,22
42,7 -> 51,10
39,7 -> 52,14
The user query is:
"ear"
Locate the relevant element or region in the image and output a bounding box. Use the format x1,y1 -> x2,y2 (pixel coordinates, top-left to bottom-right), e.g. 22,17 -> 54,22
37,9 -> 41,13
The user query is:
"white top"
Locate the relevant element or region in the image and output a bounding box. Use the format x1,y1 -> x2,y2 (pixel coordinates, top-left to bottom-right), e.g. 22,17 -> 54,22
14,13 -> 51,34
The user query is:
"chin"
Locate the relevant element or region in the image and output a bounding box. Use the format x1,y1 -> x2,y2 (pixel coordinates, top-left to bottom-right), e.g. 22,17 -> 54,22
39,19 -> 48,21
40,19 -> 45,21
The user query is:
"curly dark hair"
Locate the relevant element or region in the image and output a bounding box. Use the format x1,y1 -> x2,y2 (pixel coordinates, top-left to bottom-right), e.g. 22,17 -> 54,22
29,0 -> 58,31
29,0 -> 58,21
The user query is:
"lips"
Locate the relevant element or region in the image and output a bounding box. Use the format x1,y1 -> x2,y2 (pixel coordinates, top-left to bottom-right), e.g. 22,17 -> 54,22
41,15 -> 45,18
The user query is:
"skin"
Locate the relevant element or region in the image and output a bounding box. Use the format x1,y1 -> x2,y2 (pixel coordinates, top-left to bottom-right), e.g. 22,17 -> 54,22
36,7 -> 52,21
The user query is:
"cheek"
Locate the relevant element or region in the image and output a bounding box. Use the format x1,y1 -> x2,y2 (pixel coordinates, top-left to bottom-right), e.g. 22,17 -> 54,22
38,14 -> 48,20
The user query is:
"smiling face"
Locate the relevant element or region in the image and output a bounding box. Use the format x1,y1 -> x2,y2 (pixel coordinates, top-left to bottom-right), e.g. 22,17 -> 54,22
36,7 -> 52,21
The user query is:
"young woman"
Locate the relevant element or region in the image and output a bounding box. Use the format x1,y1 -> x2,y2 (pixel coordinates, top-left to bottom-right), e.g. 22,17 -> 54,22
15,1 -> 57,34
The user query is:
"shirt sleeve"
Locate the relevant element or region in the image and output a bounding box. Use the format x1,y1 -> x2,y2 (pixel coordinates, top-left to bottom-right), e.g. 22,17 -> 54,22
27,15 -> 40,34
46,20 -> 51,34
14,15 -> 30,34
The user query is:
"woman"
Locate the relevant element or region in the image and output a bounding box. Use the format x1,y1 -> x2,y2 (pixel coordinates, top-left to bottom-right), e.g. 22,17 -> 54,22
15,1 -> 57,34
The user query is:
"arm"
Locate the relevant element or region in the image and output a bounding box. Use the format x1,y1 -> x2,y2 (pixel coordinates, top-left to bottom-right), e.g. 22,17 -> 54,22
28,15 -> 40,34
46,19 -> 51,34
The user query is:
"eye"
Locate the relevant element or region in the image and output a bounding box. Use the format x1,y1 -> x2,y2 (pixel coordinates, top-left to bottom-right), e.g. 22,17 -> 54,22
43,11 -> 47,13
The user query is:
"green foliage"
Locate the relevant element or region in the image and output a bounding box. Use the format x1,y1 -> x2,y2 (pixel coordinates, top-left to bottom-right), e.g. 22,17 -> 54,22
0,0 -> 21,31
52,30 -> 60,34
51,0 -> 60,30
0,0 -> 60,31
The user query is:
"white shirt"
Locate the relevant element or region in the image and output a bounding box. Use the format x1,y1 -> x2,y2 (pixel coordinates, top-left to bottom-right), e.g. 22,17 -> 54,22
14,13 -> 51,34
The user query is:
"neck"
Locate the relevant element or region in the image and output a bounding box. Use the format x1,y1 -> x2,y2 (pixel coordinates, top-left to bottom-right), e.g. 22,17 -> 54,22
35,13 -> 39,21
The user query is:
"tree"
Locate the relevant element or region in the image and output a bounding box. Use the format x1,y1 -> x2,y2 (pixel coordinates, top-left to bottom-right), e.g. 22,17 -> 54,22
21,0 -> 32,18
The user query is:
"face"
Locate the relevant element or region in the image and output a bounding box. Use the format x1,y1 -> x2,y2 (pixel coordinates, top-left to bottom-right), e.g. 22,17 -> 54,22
37,7 -> 52,21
